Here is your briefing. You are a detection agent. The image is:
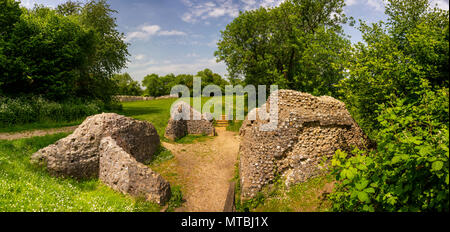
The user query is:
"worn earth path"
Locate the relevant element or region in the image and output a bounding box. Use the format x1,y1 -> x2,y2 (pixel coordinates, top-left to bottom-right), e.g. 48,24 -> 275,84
0,126 -> 78,140
162,127 -> 240,212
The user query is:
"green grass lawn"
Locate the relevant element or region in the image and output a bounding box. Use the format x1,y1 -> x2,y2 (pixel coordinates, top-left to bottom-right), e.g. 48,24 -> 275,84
0,96 -> 248,212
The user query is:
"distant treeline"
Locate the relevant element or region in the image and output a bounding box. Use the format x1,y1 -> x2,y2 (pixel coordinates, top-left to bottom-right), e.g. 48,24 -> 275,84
113,68 -> 230,97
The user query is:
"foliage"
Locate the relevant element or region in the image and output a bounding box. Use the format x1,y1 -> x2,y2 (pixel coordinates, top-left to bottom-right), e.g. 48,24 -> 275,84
0,0 -> 128,103
215,0 -> 352,97
141,69 -> 229,97
112,73 -> 143,96
331,0 -> 449,212
338,0 -> 449,135
330,84 -> 449,212
0,96 -> 105,126
0,133 -> 161,212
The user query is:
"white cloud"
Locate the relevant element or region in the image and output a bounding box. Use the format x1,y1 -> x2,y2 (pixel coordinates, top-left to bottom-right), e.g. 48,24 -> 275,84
345,0 -> 358,6
180,0 -> 288,23
343,0 -> 384,11
431,0 -> 449,10
158,30 -> 187,36
135,54 -> 146,61
20,0 -> 70,9
181,0 -> 240,23
126,25 -> 186,41
366,0 -> 384,11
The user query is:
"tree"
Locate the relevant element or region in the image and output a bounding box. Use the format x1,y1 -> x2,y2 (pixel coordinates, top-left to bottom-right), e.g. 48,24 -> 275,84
0,4 -> 96,100
112,73 -> 143,96
338,0 -> 449,134
196,68 -> 229,93
215,0 -> 351,96
330,0 -> 449,212
142,74 -> 165,97
0,0 -> 129,102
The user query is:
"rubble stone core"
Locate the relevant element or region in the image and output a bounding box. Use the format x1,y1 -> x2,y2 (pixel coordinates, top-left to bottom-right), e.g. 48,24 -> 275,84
239,90 -> 371,199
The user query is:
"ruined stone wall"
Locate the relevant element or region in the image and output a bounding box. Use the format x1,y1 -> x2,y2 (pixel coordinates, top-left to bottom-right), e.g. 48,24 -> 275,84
165,101 -> 215,141
31,113 -> 171,205
239,90 -> 371,199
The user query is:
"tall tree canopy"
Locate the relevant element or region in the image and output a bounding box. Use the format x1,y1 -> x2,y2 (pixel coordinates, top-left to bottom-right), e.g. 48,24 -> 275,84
0,0 -> 129,102
338,0 -> 449,133
215,0 -> 352,96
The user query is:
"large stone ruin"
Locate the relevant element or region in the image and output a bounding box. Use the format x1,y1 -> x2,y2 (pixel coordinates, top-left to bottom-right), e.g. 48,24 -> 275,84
31,113 -> 171,205
239,90 -> 372,199
164,101 -> 215,141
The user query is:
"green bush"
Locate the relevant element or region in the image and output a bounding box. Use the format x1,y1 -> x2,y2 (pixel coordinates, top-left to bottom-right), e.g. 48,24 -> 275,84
0,96 -> 106,126
330,85 -> 449,212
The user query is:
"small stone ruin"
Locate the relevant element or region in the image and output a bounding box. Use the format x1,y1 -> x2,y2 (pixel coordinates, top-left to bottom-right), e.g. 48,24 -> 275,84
239,90 -> 372,200
31,113 -> 171,205
164,101 -> 215,141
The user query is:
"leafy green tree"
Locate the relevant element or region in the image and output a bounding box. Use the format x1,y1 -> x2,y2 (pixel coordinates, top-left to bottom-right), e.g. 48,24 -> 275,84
142,74 -> 165,97
0,0 -> 129,103
215,0 -> 351,96
330,0 -> 449,212
112,73 -> 143,96
196,68 -> 229,93
338,0 -> 449,134
74,0 -> 129,102
0,5 -> 96,100
331,82 -> 449,212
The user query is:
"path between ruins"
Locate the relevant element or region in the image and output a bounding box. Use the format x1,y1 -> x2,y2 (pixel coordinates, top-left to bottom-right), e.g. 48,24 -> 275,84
1,125 -> 241,212
162,127 -> 240,212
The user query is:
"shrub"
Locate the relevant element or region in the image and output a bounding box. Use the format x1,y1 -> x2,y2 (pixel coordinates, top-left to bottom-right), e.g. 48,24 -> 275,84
0,96 -> 106,126
330,85 -> 449,212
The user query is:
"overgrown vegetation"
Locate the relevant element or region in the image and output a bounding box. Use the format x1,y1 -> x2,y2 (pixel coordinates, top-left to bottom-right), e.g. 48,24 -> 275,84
0,96 -> 121,128
330,0 -> 449,212
0,0 -> 128,129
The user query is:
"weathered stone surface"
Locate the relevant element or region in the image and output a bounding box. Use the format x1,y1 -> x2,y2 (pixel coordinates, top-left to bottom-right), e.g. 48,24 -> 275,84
100,137 -> 171,205
31,113 -> 170,205
164,101 -> 215,141
239,90 -> 372,199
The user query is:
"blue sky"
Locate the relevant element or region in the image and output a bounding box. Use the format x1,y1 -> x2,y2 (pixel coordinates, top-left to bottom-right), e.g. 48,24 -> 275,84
21,0 -> 449,83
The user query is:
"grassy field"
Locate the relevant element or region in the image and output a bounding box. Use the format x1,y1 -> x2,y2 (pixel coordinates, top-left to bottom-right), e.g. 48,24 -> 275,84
0,96 -> 247,212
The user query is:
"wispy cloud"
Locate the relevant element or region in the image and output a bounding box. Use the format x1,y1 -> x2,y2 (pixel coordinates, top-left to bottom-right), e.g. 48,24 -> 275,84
181,0 -> 240,23
431,0 -> 449,10
126,24 -> 187,41
134,54 -> 146,61
366,0 -> 384,11
181,0 -> 286,23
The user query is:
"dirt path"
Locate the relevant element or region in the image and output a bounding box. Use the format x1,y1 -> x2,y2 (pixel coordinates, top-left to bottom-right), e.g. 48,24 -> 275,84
162,127 -> 240,212
0,126 -> 78,140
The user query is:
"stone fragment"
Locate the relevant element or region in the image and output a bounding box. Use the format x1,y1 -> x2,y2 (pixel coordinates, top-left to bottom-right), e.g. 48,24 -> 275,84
164,101 -> 215,141
31,113 -> 170,205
